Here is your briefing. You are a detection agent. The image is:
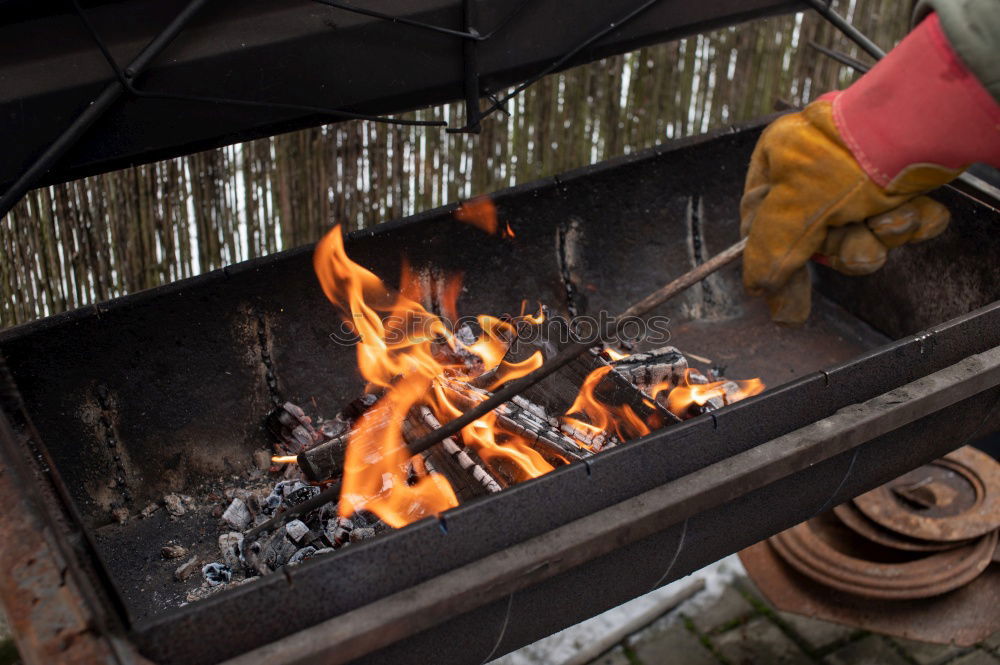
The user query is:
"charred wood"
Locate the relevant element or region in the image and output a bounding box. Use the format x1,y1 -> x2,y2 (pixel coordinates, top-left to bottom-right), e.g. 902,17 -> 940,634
442,379 -> 585,465
415,407 -> 504,494
606,346 -> 688,394
298,434 -> 348,482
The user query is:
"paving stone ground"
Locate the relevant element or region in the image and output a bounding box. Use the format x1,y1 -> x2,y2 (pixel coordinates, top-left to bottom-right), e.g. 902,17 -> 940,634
583,575 -> 1000,665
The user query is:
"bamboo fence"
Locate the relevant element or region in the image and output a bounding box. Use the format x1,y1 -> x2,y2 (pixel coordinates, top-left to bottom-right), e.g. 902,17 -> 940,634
0,0 -> 911,328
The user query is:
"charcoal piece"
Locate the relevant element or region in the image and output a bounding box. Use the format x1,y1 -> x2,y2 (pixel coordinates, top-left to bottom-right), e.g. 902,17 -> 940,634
285,519 -> 310,546
608,346 -> 688,393
174,556 -> 199,582
163,493 -> 188,517
349,527 -> 376,543
111,507 -> 129,524
285,484 -> 320,506
290,425 -> 314,451
251,513 -> 271,528
263,533 -> 298,570
202,562 -> 232,586
325,516 -> 354,548
242,540 -> 268,577
288,546 -> 317,565
261,480 -> 306,514
244,492 -> 261,517
319,416 -> 349,439
140,503 -> 159,518
261,492 -> 282,516
270,480 -> 305,499
351,510 -> 381,529
266,402 -> 321,454
221,498 -> 252,531
161,544 -> 187,560
218,532 -> 244,570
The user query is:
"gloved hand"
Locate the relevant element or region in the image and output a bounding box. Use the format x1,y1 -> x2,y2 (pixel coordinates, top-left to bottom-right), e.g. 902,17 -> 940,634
741,12 -> 1000,324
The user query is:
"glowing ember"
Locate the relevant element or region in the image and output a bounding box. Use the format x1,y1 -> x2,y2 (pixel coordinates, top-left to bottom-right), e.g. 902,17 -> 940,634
271,455 -> 299,464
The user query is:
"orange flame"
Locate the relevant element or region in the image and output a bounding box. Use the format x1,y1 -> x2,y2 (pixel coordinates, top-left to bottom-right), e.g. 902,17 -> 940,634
603,347 -> 628,361
654,368 -> 765,418
454,196 -> 514,238
561,365 -> 651,450
313,225 -> 548,527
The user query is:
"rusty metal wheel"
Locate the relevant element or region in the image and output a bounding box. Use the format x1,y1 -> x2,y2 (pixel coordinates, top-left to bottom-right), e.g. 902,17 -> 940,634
832,502 -> 974,552
853,446 -> 1000,542
770,513 -> 997,599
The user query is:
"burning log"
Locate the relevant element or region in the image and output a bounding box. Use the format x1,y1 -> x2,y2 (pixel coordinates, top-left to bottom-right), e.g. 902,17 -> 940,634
654,368 -> 764,419
296,434 -> 348,482
401,421 -> 487,501
411,407 -> 504,495
297,378 -> 585,485
442,379 -> 586,465
266,399 -> 357,459
605,346 -> 688,395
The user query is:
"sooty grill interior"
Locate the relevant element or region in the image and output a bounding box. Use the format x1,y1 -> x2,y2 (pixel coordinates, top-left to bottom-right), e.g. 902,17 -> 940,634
2,121 -> 999,665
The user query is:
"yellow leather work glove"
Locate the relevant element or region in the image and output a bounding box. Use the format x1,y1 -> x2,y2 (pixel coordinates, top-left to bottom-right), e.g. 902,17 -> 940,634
739,9 -> 1000,324
740,99 -> 955,324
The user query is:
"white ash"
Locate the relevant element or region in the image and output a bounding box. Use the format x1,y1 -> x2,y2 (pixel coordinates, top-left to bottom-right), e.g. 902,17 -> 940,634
284,519 -> 310,545
202,562 -> 233,586
221,497 -> 252,530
